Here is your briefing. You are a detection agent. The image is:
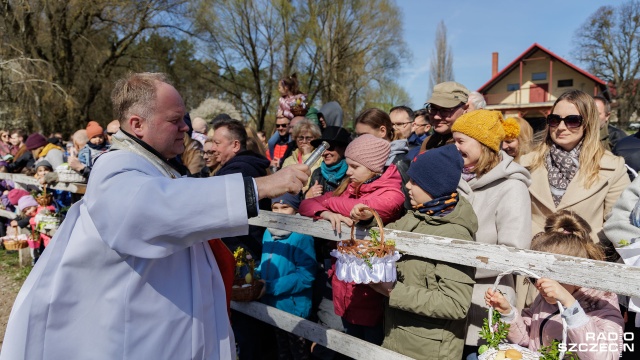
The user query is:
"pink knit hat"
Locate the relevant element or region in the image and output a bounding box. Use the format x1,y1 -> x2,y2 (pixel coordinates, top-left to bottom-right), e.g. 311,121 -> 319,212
344,134 -> 390,173
18,195 -> 38,212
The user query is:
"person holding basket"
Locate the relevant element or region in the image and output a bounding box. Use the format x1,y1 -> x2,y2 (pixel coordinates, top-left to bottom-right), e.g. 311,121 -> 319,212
485,210 -> 624,360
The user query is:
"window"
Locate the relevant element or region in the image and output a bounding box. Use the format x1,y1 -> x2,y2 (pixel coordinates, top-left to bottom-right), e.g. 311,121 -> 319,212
557,79 -> 573,87
532,72 -> 547,81
507,83 -> 520,91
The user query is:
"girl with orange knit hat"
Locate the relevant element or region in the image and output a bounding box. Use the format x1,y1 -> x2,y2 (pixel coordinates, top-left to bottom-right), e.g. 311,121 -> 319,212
450,110 -> 533,358
77,121 -> 109,178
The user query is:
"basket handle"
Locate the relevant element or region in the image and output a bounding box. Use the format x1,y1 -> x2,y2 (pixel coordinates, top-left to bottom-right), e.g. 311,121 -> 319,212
349,205 -> 384,243
488,268 -> 567,360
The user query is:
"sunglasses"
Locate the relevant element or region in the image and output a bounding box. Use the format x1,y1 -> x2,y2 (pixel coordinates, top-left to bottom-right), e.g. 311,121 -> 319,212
546,114 -> 583,129
275,124 -> 289,128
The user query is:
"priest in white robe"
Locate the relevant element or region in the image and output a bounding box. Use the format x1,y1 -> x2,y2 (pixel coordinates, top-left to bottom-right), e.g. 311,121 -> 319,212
0,72 -> 308,360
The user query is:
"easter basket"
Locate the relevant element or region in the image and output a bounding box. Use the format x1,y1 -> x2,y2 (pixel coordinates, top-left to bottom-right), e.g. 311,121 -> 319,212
2,231 -> 29,251
55,164 -> 86,183
230,247 -> 263,302
330,206 -> 401,284
35,186 -> 53,207
478,269 -> 567,360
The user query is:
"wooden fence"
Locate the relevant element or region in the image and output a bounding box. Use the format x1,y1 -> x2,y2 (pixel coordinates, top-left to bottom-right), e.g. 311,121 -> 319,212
230,211 -> 640,359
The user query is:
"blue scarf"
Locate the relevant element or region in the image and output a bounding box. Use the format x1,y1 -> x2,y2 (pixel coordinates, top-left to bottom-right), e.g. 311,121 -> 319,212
321,159 -> 348,184
413,192 -> 459,216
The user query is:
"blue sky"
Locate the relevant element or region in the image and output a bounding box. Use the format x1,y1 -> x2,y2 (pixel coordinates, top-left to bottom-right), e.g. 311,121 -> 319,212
396,0 -> 622,109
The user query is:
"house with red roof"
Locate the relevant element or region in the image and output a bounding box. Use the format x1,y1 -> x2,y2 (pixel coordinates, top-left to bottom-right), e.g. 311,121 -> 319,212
478,43 -> 608,130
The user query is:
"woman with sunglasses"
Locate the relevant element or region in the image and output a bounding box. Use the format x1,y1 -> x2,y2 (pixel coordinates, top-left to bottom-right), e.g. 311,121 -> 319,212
281,118 -> 322,190
521,89 -> 629,246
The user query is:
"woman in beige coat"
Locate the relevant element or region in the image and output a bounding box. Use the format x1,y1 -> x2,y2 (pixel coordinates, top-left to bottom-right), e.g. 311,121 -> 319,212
520,90 -> 629,246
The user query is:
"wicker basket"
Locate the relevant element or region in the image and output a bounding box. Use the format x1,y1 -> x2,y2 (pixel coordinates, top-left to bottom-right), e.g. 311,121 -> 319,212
479,268 -> 567,360
3,238 -> 28,250
55,166 -> 86,183
330,206 -> 400,284
35,185 -> 53,206
231,278 -> 263,302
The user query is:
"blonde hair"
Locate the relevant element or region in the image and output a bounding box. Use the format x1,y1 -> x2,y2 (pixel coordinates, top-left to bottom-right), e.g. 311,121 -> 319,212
505,116 -> 534,162
472,143 -> 501,178
532,210 -> 605,261
527,90 -> 604,188
291,119 -> 322,140
245,126 -> 268,157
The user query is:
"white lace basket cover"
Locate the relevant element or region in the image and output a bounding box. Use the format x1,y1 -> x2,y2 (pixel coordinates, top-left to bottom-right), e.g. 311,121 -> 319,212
478,268 -> 567,360
55,164 -> 86,183
330,205 -> 401,284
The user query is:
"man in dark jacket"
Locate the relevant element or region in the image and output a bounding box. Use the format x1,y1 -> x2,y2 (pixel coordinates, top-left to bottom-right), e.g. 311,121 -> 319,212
595,96 -> 627,151
613,130 -> 640,179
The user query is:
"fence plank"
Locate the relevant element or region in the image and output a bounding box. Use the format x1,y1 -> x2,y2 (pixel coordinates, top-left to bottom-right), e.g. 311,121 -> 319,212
0,173 -> 86,194
249,211 -> 640,298
231,301 -> 413,360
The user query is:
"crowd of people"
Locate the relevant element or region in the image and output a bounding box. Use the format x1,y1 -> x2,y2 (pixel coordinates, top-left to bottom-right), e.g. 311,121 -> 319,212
2,72 -> 640,360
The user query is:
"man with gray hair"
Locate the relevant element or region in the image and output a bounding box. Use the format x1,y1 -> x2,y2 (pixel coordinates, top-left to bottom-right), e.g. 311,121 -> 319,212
466,91 -> 486,111
1,72 -> 309,360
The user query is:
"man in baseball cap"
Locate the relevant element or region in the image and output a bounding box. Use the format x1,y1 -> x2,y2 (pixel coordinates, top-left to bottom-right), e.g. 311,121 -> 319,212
419,81 -> 470,153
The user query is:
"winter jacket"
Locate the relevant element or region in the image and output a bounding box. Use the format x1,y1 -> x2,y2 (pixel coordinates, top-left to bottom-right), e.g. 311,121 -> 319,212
458,151 -> 532,345
520,150 -> 630,245
282,148 -> 322,190
603,176 -> 640,312
503,288 -> 623,360
299,165 -> 405,327
382,196 -> 477,360
216,150 -> 271,258
305,166 -> 346,196
78,143 -> 108,168
35,145 -> 65,170
319,101 -> 344,128
613,130 -> 640,175
256,230 -> 316,318
267,132 -> 290,164
600,124 -> 628,151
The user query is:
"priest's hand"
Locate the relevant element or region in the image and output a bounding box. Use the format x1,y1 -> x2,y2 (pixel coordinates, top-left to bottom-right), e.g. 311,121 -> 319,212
255,164 -> 309,199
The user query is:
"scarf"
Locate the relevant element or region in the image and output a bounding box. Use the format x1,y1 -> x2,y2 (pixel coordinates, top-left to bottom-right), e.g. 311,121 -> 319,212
413,192 -> 459,216
267,227 -> 293,239
461,166 -> 477,182
109,130 -> 181,179
546,142 -> 581,206
87,141 -> 108,151
38,143 -> 63,158
321,159 -> 348,185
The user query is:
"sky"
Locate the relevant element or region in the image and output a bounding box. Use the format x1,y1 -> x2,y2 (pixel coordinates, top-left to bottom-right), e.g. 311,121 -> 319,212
395,0 -> 623,109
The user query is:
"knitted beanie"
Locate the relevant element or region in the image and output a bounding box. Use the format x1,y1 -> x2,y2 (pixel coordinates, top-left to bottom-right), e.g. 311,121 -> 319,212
7,189 -> 30,206
345,134 -> 390,173
271,192 -> 301,211
408,144 -> 463,198
502,117 -> 521,140
451,110 -> 505,152
36,160 -> 53,171
86,121 -> 104,139
18,195 -> 38,212
25,133 -> 48,150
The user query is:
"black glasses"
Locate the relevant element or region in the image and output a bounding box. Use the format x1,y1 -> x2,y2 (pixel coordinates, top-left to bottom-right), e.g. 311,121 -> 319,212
275,124 -> 288,128
106,132 -> 117,136
426,103 -> 464,118
546,114 -> 583,129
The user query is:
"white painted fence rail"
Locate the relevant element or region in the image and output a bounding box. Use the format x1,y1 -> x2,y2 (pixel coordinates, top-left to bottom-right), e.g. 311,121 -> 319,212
243,210 -> 640,360
0,172 -> 86,194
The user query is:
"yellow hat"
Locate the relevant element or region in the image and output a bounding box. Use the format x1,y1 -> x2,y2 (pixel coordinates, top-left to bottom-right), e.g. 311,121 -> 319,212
451,110 -> 505,152
502,117 -> 521,140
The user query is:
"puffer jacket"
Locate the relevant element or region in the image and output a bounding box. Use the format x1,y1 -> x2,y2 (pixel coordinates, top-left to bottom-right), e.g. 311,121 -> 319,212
299,165 -> 405,327
382,196 -> 478,360
458,151 -> 533,345
504,288 -> 623,360
256,230 -> 316,318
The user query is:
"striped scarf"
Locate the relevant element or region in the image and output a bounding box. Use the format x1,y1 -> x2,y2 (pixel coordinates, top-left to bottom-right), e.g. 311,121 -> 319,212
413,192 -> 459,216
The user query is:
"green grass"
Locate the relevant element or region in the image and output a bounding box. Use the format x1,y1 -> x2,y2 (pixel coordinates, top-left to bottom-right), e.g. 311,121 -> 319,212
0,250 -> 32,283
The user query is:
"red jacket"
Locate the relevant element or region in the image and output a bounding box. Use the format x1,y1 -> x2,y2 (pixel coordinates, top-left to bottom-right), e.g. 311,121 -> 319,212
300,165 -> 405,326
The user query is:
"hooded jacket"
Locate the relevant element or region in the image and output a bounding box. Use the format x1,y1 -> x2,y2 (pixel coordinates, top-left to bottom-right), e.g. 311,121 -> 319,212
256,230 -> 316,318
382,196 -> 478,360
458,151 -> 533,345
504,288 -> 623,360
299,165 -> 405,327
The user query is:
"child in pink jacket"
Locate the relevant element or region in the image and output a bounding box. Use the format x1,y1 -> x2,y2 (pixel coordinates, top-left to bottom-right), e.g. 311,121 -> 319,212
299,134 -> 405,345
485,210 -> 624,360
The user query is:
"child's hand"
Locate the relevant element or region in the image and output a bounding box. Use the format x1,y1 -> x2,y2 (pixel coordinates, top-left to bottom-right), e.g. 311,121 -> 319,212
369,281 -> 395,297
306,180 -> 323,199
320,211 -> 353,234
350,204 -> 373,222
485,288 -> 512,314
536,278 -> 577,308
9,220 -> 17,228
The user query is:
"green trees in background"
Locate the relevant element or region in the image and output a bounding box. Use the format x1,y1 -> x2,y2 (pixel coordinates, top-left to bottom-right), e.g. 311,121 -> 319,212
0,0 -> 409,134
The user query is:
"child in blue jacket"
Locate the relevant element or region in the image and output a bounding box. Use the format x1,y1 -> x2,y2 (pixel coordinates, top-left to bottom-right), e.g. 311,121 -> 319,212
257,192 -> 316,359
